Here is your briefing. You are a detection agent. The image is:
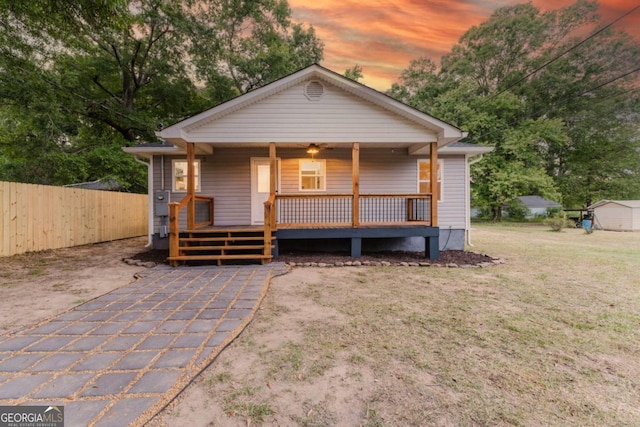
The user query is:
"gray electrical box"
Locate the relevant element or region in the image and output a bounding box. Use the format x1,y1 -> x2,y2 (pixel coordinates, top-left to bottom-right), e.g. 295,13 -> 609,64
154,190 -> 170,216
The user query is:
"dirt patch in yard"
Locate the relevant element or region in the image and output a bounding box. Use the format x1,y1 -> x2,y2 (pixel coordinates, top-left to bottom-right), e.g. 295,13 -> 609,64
3,227 -> 639,426
0,237 -> 147,333
149,226 -> 640,426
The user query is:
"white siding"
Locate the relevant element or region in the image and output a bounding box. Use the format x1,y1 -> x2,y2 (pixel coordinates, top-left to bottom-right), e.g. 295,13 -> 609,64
151,148 -> 468,229
438,156 -> 467,228
279,148 -> 352,194
594,204 -> 634,231
186,82 -> 438,144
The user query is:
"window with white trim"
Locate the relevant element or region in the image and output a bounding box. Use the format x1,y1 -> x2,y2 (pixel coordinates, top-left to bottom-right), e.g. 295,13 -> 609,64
172,159 -> 201,192
299,159 -> 326,191
418,159 -> 443,201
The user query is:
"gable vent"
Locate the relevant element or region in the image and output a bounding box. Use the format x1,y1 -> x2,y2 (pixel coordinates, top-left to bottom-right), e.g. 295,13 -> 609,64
304,81 -> 324,101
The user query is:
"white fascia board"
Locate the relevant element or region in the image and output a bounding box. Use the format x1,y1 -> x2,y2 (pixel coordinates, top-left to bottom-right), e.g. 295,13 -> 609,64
439,145 -> 494,155
123,145 -> 184,159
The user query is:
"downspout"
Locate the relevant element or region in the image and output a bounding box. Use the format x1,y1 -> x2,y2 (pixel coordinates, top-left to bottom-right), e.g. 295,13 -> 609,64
466,154 -> 484,247
133,156 -> 154,248
161,155 -> 165,190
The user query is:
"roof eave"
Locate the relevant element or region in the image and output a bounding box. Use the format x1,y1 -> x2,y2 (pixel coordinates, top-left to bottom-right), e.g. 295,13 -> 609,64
439,146 -> 494,155
123,145 -> 184,159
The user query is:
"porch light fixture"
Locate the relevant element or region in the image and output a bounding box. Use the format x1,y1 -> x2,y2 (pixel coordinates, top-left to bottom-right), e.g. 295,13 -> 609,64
306,144 -> 320,155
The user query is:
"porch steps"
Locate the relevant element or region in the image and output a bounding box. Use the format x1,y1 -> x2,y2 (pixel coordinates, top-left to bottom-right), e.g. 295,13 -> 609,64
168,227 -> 274,266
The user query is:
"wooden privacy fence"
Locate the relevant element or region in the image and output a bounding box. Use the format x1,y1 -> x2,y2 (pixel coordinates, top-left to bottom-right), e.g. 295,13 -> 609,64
1,181 -> 148,257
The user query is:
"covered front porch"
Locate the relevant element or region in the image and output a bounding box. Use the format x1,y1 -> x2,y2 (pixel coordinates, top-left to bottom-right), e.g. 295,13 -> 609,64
168,141 -> 441,265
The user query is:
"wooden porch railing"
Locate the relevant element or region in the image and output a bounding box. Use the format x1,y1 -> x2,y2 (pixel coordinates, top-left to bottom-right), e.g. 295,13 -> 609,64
169,195 -> 214,261
360,194 -> 431,224
275,194 -> 431,228
276,194 -> 353,227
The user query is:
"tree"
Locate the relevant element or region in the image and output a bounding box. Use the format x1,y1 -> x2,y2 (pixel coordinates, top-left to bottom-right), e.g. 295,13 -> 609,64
188,0 -> 323,94
344,64 -> 363,82
389,1 -> 640,218
0,0 -> 323,191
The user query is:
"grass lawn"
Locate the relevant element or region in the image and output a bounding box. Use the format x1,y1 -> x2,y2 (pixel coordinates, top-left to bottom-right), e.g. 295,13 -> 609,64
155,224 -> 640,426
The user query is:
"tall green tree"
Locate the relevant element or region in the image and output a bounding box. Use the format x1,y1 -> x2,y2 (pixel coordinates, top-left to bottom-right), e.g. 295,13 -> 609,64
389,0 -> 640,218
0,0 -> 323,191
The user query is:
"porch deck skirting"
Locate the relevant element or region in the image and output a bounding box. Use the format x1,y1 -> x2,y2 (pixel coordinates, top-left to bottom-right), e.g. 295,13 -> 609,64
275,226 -> 440,259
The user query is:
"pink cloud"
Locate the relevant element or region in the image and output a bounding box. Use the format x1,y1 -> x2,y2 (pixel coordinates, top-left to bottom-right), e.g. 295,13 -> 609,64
289,0 -> 640,90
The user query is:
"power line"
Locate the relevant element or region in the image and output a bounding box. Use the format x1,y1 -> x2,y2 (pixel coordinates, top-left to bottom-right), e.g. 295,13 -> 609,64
481,4 -> 640,104
572,66 -> 640,98
467,67 -> 640,144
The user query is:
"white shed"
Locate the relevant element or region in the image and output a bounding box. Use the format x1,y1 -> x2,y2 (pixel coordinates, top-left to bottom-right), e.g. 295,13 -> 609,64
589,200 -> 640,231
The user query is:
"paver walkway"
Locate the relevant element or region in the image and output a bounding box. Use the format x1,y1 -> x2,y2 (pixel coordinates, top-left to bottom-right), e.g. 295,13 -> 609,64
0,264 -> 288,427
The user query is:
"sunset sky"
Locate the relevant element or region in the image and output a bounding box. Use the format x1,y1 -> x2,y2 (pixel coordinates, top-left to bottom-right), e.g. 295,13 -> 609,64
288,0 -> 640,90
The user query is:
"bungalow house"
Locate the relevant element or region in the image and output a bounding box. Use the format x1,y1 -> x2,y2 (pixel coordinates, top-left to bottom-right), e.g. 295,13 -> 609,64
124,64 -> 492,265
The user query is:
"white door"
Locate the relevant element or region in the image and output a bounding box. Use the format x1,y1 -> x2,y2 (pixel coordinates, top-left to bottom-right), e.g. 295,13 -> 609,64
251,158 -> 278,224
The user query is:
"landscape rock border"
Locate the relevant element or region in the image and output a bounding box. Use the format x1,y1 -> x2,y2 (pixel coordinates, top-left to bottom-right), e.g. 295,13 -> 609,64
284,256 -> 506,269
122,257 -> 157,268
123,250 -> 507,269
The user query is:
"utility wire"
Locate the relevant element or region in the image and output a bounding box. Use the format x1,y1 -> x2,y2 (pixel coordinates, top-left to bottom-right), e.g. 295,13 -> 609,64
467,67 -> 640,144
481,4 -> 640,104
572,66 -> 640,98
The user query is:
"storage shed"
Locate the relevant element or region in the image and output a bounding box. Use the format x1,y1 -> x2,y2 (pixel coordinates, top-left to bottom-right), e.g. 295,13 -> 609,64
588,200 -> 640,231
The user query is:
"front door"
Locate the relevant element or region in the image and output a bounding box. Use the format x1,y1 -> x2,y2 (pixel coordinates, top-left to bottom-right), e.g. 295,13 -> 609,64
251,158 -> 279,224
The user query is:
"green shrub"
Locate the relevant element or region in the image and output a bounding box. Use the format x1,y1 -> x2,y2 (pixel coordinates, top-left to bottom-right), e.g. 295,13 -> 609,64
545,211 -> 572,232
505,199 -> 529,220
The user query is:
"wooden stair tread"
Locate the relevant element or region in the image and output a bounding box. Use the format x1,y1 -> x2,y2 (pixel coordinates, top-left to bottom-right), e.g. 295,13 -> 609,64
180,236 -> 267,242
179,245 -> 270,251
170,225 -> 275,265
183,227 -> 267,234
168,254 -> 272,261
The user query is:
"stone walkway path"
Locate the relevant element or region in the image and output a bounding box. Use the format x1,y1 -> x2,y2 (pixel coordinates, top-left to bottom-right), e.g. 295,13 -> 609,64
0,264 -> 288,427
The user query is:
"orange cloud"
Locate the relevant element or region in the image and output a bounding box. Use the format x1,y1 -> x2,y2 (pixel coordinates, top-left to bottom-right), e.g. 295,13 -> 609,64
290,0 -> 640,90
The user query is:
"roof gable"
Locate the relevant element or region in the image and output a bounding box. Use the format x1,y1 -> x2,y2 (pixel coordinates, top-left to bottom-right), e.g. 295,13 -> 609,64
157,64 -> 464,147
589,200 -> 640,209
517,195 -> 562,208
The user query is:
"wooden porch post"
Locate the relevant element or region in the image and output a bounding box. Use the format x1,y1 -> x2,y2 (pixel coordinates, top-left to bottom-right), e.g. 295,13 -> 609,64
263,142 -> 277,263
187,142 -> 196,230
430,142 -> 438,226
352,142 -> 360,227
269,142 -> 276,197
269,142 -> 277,227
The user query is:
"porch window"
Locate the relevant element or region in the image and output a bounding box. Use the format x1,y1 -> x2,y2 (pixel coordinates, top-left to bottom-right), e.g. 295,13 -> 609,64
299,159 -> 326,191
418,159 -> 443,201
172,159 -> 201,192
